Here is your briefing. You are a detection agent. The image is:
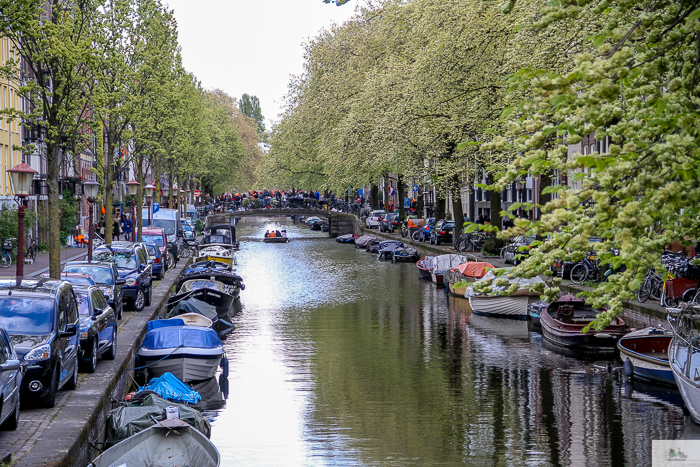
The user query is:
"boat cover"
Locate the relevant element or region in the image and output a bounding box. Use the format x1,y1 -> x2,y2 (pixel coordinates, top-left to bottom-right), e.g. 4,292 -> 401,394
138,372 -> 202,404
181,280 -> 225,293
106,394 -> 211,445
355,235 -> 377,247
142,321 -> 222,350
431,254 -> 471,273
465,270 -> 544,298
167,297 -> 219,323
394,247 -> 418,256
451,262 -> 495,279
378,241 -> 404,253
417,256 -> 435,269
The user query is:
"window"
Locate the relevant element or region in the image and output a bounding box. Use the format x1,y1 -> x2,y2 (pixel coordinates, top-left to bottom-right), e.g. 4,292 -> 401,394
58,295 -> 67,331
91,291 -> 107,311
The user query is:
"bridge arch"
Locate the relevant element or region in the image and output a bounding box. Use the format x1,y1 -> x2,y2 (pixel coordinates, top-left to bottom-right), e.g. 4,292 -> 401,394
205,209 -> 359,237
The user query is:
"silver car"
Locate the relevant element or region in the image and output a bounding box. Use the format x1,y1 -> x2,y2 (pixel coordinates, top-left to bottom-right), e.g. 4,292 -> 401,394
0,327 -> 23,430
365,210 -> 386,229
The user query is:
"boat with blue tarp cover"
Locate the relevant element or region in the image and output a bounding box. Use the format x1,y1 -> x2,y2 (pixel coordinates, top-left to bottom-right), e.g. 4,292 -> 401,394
137,372 -> 202,404
377,240 -> 403,259
137,319 -> 224,383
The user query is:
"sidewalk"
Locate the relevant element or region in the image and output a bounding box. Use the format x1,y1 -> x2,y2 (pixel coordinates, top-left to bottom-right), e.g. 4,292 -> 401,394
0,246 -> 89,278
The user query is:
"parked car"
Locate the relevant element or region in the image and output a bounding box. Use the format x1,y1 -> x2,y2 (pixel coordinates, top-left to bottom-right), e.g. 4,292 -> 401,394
415,217 -> 436,241
40,273 -> 96,287
92,242 -> 153,311
365,210 -> 386,229
502,235 -> 536,265
62,261 -> 125,320
144,208 -> 183,264
430,220 -> 455,245
379,214 -> 397,233
0,279 -> 80,408
73,286 -> 117,373
183,224 -> 195,240
141,227 -> 172,271
0,327 -> 23,429
144,243 -> 165,280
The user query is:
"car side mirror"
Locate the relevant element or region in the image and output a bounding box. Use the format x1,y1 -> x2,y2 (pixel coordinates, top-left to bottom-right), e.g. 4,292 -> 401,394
0,360 -> 21,372
177,230 -> 183,238
60,323 -> 77,338
116,278 -> 126,285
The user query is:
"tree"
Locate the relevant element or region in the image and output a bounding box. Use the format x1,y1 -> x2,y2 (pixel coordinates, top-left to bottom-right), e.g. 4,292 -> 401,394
0,0 -> 102,277
239,94 -> 265,136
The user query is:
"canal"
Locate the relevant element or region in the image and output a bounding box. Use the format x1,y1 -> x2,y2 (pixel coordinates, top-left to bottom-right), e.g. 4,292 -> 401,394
207,217 -> 696,466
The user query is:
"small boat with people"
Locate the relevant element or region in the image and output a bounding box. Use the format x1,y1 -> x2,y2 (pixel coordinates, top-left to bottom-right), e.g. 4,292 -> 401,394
539,294 -> 629,351
465,271 -> 543,319
137,319 -> 225,383
429,254 -> 470,285
263,229 -> 289,243
618,326 -> 675,386
446,261 -> 494,296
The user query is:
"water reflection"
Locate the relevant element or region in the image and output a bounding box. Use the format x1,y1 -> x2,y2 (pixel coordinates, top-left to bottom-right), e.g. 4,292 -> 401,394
210,217 -> 691,466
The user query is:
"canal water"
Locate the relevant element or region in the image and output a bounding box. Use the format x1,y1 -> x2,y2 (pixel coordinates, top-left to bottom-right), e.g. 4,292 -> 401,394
207,217 -> 697,466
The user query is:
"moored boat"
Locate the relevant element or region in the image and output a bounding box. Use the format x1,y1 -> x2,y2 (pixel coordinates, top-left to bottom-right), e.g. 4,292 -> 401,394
446,262 -> 494,296
465,271 -> 543,319
354,234 -> 377,249
527,299 -> 549,331
618,326 -> 674,386
377,240 -> 403,259
194,245 -> 236,267
168,279 -> 236,319
336,233 -> 358,244
416,256 -> 435,280
165,297 -> 234,337
540,294 -> 629,351
429,254 -> 470,285
668,304 -> 700,423
138,319 -> 224,383
392,246 -> 419,263
91,418 -> 219,467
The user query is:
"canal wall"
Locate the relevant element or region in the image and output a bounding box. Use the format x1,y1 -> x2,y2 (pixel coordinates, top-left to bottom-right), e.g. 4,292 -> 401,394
10,260 -> 190,467
360,226 -> 668,328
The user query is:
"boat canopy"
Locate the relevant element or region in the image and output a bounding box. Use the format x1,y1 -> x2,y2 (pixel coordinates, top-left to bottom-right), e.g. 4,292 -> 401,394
451,262 -> 495,279
138,372 -> 202,405
167,297 -> 219,323
142,321 -> 222,350
181,280 -> 225,294
432,254 -> 471,273
465,270 -> 544,298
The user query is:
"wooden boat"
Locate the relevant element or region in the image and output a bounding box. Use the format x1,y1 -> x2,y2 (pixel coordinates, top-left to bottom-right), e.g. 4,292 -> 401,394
429,254 -> 470,284
540,294 -> 629,351
527,299 -> 548,331
446,262 -> 494,296
416,256 -> 435,280
464,271 -> 543,319
89,418 -> 220,467
668,304 -> 700,422
138,319 -> 224,383
618,327 -> 675,386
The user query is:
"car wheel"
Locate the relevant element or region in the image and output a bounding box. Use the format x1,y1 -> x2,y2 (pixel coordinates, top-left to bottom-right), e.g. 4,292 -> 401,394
81,339 -> 97,374
64,358 -> 79,390
42,365 -> 59,408
167,253 -> 175,270
144,285 -> 152,307
2,396 -> 20,430
134,288 -> 145,312
104,326 -> 117,360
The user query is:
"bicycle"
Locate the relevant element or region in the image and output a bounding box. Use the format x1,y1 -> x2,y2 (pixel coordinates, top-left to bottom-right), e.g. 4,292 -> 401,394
570,252 -> 603,284
638,268 -> 663,303
0,239 -> 14,268
25,237 -> 38,263
456,230 -> 486,252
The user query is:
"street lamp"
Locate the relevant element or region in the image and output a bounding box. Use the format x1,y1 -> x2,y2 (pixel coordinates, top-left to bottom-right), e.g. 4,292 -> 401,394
7,163 -> 38,278
161,186 -> 170,208
516,176 -> 527,219
126,179 -> 140,242
145,183 -> 155,227
82,179 -> 101,262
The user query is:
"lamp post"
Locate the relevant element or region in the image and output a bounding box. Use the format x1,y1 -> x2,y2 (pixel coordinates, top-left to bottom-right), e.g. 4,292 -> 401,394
126,180 -> 140,242
161,186 -> 170,209
82,179 -> 101,262
516,176 -> 527,219
7,163 -> 38,278
144,183 -> 155,227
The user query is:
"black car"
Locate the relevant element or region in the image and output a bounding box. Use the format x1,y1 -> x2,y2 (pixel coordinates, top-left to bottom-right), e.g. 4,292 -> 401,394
92,242 -> 153,311
502,235 -> 536,265
0,326 -> 22,430
430,220 -> 455,245
0,279 -> 80,408
74,286 -> 117,373
63,261 -> 125,319
379,214 -> 398,233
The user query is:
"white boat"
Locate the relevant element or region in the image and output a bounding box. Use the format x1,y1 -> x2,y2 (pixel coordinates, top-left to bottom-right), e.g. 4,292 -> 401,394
429,254 -> 470,284
168,313 -> 213,328
195,245 -> 236,266
138,319 -> 224,383
668,305 -> 700,423
88,418 -> 220,467
465,270 -> 543,319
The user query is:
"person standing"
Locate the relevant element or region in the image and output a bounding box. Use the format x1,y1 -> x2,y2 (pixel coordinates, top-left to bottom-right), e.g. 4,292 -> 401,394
113,218 -> 121,241
123,214 -> 132,241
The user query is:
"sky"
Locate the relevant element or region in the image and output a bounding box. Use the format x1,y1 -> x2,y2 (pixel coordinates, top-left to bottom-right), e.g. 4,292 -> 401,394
163,0 -> 359,130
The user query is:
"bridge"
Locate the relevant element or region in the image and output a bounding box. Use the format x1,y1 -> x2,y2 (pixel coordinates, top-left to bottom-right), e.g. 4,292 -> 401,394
205,209 -> 360,237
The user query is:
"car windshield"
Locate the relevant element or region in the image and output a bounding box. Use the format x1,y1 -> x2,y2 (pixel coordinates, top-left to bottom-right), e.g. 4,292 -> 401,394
75,293 -> 91,316
0,297 -> 54,334
93,252 -> 138,269
153,219 -> 176,235
443,222 -> 455,229
142,235 -> 164,247
62,276 -> 95,286
63,266 -> 114,285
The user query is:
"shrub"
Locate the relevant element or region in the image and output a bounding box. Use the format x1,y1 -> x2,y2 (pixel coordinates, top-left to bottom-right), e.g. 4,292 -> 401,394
482,237 -> 504,255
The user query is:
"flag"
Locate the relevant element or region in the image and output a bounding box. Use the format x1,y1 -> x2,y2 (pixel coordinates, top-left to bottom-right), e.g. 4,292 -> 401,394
389,186 -> 395,196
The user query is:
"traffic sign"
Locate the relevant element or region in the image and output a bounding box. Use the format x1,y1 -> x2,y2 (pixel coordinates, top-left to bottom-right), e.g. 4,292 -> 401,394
412,185 -> 419,192
193,189 -> 200,197
152,202 -> 159,213
404,198 -> 410,208
358,188 -> 363,197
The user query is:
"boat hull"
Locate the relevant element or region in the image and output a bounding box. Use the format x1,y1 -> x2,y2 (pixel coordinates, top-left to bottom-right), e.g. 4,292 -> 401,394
263,237 -> 289,243
448,282 -> 468,296
169,288 -> 235,319
618,328 -> 674,386
139,348 -> 223,383
430,272 -> 445,284
670,336 -> 700,424
469,295 -> 531,320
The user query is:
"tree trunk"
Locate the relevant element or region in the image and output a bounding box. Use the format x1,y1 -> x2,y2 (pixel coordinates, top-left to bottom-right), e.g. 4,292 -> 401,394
435,190 -> 446,223
47,143 -> 61,278
451,174 -> 464,247
397,173 -> 406,220
136,155 -> 144,242
370,184 -> 378,210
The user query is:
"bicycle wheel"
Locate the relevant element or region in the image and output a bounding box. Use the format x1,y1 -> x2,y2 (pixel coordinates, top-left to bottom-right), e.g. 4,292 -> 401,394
401,227 -> 407,238
649,276 -> 662,301
637,277 -> 651,303
500,246 -> 507,262
411,229 -> 422,242
661,289 -> 680,308
570,263 -> 589,284
0,252 -> 11,268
